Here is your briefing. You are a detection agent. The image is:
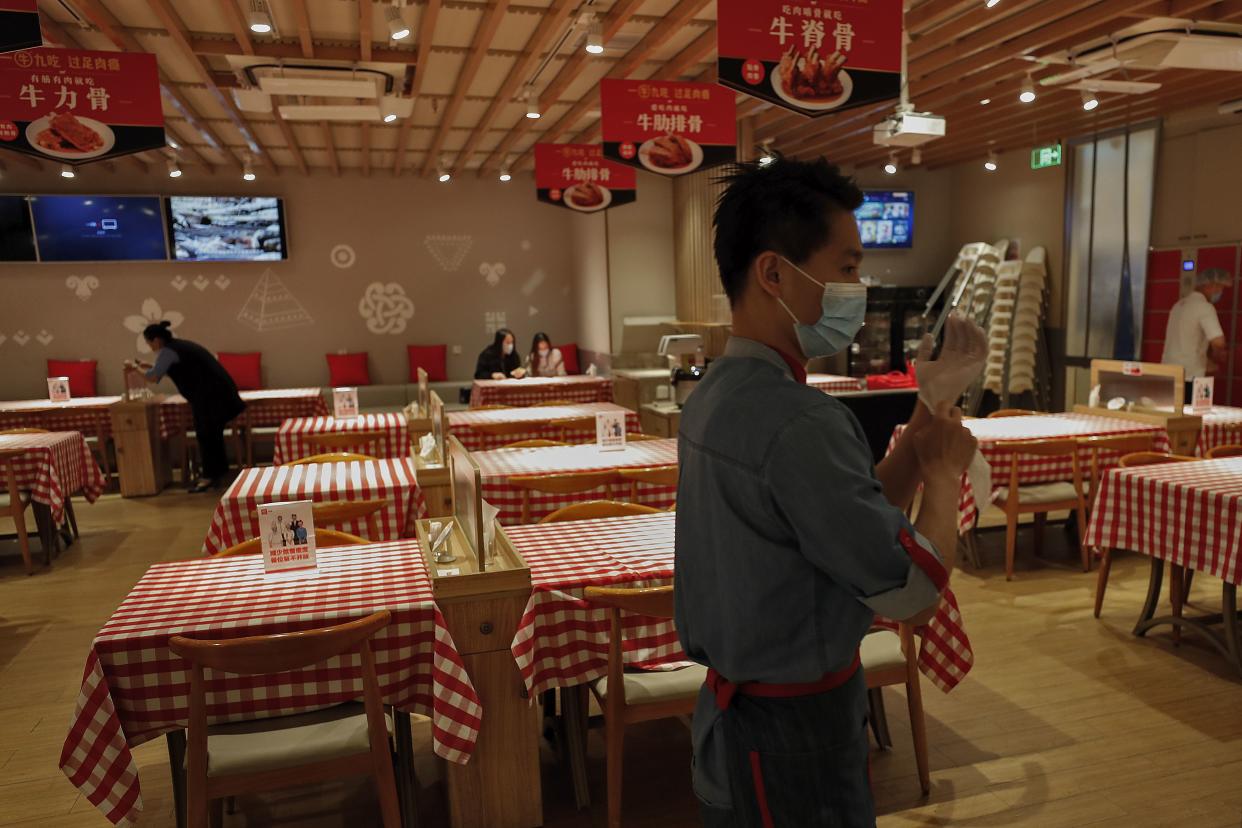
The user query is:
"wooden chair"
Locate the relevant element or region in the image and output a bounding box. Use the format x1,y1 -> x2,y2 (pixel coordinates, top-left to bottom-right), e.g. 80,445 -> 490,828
286,452 -> 377,466
527,400 -> 573,407
182,426 -> 246,486
0,428 -> 79,541
0,428 -> 49,434
0,449 -> 34,575
1079,433 -> 1158,508
993,438 -> 1089,580
551,416 -> 597,443
582,586 -> 706,828
987,408 -> 1038,418
1207,443 -> 1242,459
501,439 -> 568,449
168,610 -> 402,828
1094,452 -> 1200,618
305,431 -> 387,454
616,466 -> 678,503
472,420 -> 552,441
213,528 -> 369,557
311,499 -> 389,538
472,404 -> 511,411
625,433 -> 662,442
862,624 -> 930,795
507,471 -> 620,524
540,501 -> 659,524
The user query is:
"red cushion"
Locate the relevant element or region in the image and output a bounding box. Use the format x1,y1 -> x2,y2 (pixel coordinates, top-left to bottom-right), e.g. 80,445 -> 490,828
47,359 -> 97,397
326,352 -> 371,387
217,352 -> 263,390
407,344 -> 447,383
556,343 -> 580,375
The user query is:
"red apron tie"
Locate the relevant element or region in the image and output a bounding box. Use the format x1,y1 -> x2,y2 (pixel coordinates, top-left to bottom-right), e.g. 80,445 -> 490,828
705,652 -> 861,711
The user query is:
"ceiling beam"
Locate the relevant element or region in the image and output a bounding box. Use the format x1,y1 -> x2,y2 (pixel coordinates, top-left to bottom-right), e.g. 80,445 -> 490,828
905,0 -> 984,35
454,0 -> 577,171
271,110 -> 309,175
360,0 -> 374,62
189,37 -> 416,64
908,0 -> 1044,62
292,0 -> 315,58
478,0 -> 648,173
216,0 -> 255,56
421,0 -> 512,175
393,0 -> 443,174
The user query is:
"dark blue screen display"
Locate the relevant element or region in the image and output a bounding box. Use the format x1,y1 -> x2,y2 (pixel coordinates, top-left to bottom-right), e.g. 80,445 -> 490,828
855,191 -> 914,249
29,195 -> 167,261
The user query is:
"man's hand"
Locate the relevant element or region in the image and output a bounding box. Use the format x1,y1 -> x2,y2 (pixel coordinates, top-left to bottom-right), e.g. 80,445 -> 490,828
911,401 -> 977,482
915,314 -> 988,410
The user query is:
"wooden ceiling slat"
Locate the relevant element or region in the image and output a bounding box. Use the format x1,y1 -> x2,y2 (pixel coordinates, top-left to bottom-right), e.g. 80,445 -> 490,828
216,0 -> 255,56
905,0 -> 985,35
293,0 -> 315,59
272,110 -> 309,175
361,122 -> 371,175
360,0 -> 374,62
189,37 -> 416,63
421,0 -> 512,176
907,0 -> 1045,62
392,0 -> 443,174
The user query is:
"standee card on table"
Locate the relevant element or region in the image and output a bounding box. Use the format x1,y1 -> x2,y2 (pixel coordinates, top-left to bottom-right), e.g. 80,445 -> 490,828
534,143 -> 636,213
259,500 -> 318,573
600,79 -> 736,177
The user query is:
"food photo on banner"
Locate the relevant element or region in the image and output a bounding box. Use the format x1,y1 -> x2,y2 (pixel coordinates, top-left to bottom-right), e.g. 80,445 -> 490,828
600,78 -> 737,177
716,0 -> 901,118
0,0 -> 42,54
0,48 -> 164,164
534,143 -> 637,213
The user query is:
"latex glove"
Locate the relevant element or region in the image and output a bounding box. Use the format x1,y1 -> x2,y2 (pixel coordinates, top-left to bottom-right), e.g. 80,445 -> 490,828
915,313 -> 988,411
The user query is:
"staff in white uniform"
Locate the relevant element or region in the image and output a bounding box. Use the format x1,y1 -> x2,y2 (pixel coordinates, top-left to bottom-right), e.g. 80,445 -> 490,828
1162,268 -> 1230,399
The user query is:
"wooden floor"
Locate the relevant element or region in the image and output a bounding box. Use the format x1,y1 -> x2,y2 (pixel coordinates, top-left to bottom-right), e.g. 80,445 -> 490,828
3,492 -> 1242,827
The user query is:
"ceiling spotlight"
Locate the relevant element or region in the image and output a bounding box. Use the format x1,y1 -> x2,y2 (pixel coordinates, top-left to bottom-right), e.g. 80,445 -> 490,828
584,14 -> 604,54
167,159 -> 182,178
437,162 -> 451,183
499,170 -> 512,182
167,137 -> 179,149
383,111 -> 398,123
248,0 -> 273,34
979,98 -> 991,106
242,157 -> 256,181
984,150 -> 998,172
1019,75 -> 1036,104
386,5 -> 410,40
985,0 -> 1000,7
757,141 -> 775,166
524,88 -> 540,120
883,152 -> 898,175
1081,89 -> 1099,111
60,163 -> 75,179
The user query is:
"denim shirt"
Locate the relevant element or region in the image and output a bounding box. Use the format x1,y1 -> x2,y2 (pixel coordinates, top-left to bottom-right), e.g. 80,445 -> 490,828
674,336 -> 945,806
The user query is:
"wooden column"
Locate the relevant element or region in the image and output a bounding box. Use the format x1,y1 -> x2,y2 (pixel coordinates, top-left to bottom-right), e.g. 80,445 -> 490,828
672,168 -> 725,323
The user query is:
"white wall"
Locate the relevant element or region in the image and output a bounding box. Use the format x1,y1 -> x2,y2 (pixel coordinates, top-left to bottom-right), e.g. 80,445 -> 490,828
568,211 -> 611,363
605,171 -> 677,350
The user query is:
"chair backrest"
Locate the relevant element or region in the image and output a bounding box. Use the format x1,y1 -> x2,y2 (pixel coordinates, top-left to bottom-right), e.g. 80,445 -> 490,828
584,585 -> 674,619
311,499 -> 389,537
1207,444 -> 1242,459
551,416 -> 597,433
508,470 -> 619,495
0,427 -> 49,434
987,409 -> 1038,418
213,528 -> 369,557
998,438 -> 1084,494
617,466 -> 678,488
473,404 -> 511,411
528,400 -> 573,407
473,420 -> 551,437
1119,452 -> 1200,467
305,431 -> 386,451
502,439 -> 568,449
1079,433 -> 1158,488
286,452 -> 378,466
540,500 -> 660,524
625,433 -> 661,442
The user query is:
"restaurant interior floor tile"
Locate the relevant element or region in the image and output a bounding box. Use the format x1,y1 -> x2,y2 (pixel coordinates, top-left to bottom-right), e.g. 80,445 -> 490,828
3,491 -> 1241,828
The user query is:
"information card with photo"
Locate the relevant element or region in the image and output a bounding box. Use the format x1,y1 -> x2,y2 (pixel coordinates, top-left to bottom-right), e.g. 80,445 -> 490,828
333,386 -> 359,419
1192,376 -> 1214,412
596,411 -> 627,452
47,376 -> 70,402
258,500 -> 318,573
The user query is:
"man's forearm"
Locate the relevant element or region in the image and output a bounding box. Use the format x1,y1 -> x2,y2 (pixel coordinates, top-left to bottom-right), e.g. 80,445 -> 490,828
913,472 -> 960,579
875,403 -> 931,510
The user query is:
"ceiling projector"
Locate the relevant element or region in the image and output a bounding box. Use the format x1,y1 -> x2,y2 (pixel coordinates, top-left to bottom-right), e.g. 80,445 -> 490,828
873,110 -> 946,147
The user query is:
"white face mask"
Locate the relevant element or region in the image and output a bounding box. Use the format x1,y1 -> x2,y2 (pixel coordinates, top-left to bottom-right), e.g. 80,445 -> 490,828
503,342 -> 514,355
538,347 -> 550,357
775,257 -> 868,358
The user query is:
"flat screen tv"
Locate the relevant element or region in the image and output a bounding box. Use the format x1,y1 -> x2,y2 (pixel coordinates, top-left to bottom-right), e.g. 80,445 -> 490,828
855,190 -> 914,249
166,196 -> 287,261
0,196 -> 37,262
29,195 -> 168,261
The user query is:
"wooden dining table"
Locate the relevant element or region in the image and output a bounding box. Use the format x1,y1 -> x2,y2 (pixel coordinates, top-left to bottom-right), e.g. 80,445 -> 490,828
273,411 -> 411,464
449,402 -> 640,450
469,375 -> 613,408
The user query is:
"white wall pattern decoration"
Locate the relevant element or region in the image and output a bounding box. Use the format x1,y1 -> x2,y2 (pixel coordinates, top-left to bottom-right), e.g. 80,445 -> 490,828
193,275 -> 210,291
480,262 -> 506,287
521,269 -> 546,296
358,282 -> 415,335
36,330 -> 53,346
170,275 -> 187,291
66,275 -> 99,301
123,299 -> 183,353
424,235 -> 473,271
484,311 -> 507,335
12,330 -> 29,346
236,269 -> 315,332
214,275 -> 230,291
330,244 -> 357,269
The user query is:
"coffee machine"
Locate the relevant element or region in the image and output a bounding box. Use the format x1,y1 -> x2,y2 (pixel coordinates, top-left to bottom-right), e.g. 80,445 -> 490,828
658,334 -> 706,407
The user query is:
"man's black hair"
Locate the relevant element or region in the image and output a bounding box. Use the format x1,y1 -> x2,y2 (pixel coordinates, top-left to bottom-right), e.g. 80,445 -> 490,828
713,156 -> 863,306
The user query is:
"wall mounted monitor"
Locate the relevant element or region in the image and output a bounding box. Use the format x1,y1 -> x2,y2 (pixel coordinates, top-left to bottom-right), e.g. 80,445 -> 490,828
28,195 -> 168,261
855,190 -> 914,249
0,196 -> 37,262
166,195 -> 287,261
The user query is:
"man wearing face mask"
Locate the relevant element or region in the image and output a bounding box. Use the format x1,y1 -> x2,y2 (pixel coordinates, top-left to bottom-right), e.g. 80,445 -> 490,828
1162,268 -> 1230,400
675,158 -> 985,827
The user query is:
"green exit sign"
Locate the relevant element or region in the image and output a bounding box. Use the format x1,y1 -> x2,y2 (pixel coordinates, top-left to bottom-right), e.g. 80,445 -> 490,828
1031,143 -> 1062,169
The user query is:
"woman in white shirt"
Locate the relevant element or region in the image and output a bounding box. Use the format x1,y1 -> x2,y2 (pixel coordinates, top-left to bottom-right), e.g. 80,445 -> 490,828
526,332 -> 567,377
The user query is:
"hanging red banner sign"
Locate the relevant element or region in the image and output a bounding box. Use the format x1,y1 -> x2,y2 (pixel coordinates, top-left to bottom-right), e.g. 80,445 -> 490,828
534,143 -> 637,213
717,0 -> 902,118
0,1 -> 42,54
0,48 -> 164,165
600,79 -> 737,177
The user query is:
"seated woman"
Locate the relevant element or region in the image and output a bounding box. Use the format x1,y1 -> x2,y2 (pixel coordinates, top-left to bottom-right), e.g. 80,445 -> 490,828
474,328 -> 525,380
526,332 -> 567,378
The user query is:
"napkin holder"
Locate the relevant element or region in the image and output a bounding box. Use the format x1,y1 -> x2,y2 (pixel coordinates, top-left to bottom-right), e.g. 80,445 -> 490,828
414,516 -> 530,599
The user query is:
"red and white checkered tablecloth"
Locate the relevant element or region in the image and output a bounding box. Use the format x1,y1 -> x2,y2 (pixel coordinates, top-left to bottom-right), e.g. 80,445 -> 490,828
0,431 -> 107,524
505,512 -> 973,695
475,439 -> 678,524
159,388 -> 329,439
807,373 -> 866,394
59,541 -> 482,827
449,403 -> 640,451
891,413 -> 1171,533
1186,405 -> 1242,456
274,413 -> 410,465
469,376 -> 613,408
203,459 -> 428,555
0,396 -> 120,440
1085,457 -> 1242,586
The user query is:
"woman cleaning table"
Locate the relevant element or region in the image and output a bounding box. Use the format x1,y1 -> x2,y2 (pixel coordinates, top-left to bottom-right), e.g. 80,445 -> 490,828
126,321 -> 245,492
